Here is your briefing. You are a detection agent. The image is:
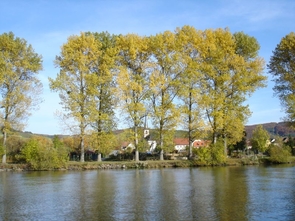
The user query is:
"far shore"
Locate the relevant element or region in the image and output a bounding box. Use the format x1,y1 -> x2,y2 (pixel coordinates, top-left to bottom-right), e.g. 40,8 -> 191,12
1,157 -> 295,171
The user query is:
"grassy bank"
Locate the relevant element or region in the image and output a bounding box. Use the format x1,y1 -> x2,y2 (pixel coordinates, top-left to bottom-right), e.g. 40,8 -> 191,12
1,156 -> 295,171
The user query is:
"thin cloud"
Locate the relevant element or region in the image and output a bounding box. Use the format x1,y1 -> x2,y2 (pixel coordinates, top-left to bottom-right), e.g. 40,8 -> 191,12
216,0 -> 294,31
1,0 -> 294,134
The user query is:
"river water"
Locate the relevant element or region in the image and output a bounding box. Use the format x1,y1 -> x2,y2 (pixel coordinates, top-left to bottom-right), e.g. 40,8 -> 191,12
1,165 -> 295,221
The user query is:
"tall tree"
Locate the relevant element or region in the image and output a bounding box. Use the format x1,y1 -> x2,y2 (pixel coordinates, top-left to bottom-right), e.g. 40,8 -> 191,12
149,31 -> 183,160
221,32 -> 265,149
49,33 -> 101,162
116,34 -> 151,161
0,32 -> 43,163
86,32 -> 118,161
197,29 -> 265,154
176,26 -> 207,158
268,32 -> 295,124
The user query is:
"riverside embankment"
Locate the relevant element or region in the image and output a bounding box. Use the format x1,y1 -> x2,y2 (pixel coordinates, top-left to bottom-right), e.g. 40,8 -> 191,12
2,157 -> 295,171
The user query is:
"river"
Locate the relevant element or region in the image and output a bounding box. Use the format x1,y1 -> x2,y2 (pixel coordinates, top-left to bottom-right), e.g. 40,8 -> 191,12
1,165 -> 295,221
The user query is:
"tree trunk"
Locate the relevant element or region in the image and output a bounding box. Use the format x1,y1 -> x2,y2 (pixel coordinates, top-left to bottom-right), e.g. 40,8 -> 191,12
189,141 -> 193,159
134,126 -> 139,162
160,149 -> 164,161
224,137 -> 227,156
188,91 -> 193,159
2,131 -> 7,164
135,150 -> 139,162
159,137 -> 164,161
80,135 -> 85,162
97,153 -> 102,162
213,131 -> 217,144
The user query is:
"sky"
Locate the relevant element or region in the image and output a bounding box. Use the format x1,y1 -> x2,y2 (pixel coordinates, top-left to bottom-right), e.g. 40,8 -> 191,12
0,0 -> 294,135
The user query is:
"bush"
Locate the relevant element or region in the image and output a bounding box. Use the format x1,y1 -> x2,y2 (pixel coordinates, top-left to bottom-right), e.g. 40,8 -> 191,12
193,141 -> 226,165
2,135 -> 27,162
211,142 -> 227,165
18,136 -> 69,170
268,145 -> 291,164
193,146 -> 211,165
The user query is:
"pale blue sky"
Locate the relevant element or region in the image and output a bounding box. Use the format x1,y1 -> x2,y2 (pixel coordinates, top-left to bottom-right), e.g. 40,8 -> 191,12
1,0 -> 294,135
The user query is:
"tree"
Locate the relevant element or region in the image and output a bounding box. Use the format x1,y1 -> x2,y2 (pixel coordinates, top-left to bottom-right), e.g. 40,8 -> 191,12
0,32 -> 43,163
217,32 -> 266,154
268,32 -> 295,124
149,30 -> 183,160
52,135 -> 64,149
62,135 -> 81,154
49,33 -> 101,162
232,131 -> 247,152
86,32 -> 118,161
197,29 -> 265,155
176,25 -> 207,158
116,34 -> 151,161
251,125 -> 270,153
89,131 -> 116,161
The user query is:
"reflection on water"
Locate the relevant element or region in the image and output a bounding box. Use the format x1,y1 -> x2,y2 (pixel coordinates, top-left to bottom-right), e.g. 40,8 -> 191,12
1,165 -> 295,221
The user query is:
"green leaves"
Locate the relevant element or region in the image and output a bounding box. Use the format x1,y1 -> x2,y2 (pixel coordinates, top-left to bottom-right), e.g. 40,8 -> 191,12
20,136 -> 68,170
49,27 -> 267,160
268,32 -> 295,124
175,28 -> 265,149
50,32 -> 119,161
0,32 -> 43,163
251,125 -> 270,153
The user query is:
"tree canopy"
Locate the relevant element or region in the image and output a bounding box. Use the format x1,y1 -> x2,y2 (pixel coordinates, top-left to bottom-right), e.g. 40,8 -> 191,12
0,25 -> 276,165
116,34 -> 151,161
0,32 -> 43,163
49,32 -> 102,162
268,32 -> 295,124
251,125 -> 270,153
44,26 -> 267,160
149,30 -> 184,159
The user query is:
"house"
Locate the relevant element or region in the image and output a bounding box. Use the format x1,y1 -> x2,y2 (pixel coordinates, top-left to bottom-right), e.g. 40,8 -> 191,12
174,138 -> 210,152
174,138 -> 189,151
192,139 -> 210,148
121,142 -> 135,151
119,140 -> 157,153
148,140 -> 157,152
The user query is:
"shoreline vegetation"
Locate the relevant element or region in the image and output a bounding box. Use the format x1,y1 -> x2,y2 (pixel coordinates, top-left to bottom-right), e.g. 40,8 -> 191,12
1,157 -> 295,172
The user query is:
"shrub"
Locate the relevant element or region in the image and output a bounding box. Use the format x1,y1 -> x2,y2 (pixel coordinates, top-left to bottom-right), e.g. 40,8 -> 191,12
193,146 -> 211,165
210,142 -> 227,165
3,135 -> 27,162
18,136 -> 69,170
268,145 -> 291,164
193,141 -> 226,165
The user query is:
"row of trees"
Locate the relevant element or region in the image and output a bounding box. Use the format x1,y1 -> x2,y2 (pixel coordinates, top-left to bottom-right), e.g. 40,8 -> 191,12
1,28 -> 294,164
49,26 -> 266,162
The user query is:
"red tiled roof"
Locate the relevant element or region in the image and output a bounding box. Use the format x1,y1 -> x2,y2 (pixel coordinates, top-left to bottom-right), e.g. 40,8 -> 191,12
174,138 -> 189,145
192,139 -> 210,147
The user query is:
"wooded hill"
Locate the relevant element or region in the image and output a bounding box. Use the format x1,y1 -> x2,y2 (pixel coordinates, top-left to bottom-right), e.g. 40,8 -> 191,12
11,122 -> 295,141
245,122 -> 295,139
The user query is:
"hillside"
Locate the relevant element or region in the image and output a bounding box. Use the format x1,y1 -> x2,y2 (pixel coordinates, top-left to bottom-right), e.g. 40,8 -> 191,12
8,122 -> 295,141
245,122 -> 295,139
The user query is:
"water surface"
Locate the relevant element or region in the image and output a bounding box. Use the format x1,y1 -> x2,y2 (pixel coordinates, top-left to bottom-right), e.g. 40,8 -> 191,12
1,165 -> 295,221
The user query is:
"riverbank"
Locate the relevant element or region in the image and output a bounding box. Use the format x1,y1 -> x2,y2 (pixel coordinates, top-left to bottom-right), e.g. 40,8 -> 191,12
1,156 -> 295,171
1,160 -> 188,171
